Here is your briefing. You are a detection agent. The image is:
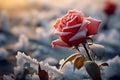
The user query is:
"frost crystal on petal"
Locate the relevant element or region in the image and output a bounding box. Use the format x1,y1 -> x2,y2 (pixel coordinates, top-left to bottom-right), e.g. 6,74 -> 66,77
69,30 -> 87,41
64,23 -> 81,29
54,30 -> 71,36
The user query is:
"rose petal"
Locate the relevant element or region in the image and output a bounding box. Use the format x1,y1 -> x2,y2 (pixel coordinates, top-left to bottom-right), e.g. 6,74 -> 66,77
54,30 -> 72,36
68,10 -> 84,23
54,19 -> 60,29
69,29 -> 87,41
79,20 -> 90,31
63,23 -> 81,30
67,16 -> 78,26
86,17 -> 101,36
52,39 -> 70,48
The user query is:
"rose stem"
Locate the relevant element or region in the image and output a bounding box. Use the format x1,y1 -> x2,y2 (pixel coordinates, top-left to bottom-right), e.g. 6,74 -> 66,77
82,43 -> 92,61
74,45 -> 81,53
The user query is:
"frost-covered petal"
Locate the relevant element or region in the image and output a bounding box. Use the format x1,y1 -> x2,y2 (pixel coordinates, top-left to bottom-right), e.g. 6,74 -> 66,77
63,23 -> 81,30
52,39 -> 70,48
54,30 -> 72,36
79,20 -> 90,30
69,29 -> 87,41
67,16 -> 78,26
68,9 -> 84,23
86,17 -> 101,36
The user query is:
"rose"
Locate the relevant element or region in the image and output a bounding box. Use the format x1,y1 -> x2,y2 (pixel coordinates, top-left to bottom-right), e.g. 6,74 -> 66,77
103,0 -> 117,15
52,10 -> 101,48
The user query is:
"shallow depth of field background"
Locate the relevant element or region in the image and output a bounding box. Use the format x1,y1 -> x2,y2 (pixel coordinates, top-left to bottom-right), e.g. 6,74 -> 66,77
0,0 -> 120,79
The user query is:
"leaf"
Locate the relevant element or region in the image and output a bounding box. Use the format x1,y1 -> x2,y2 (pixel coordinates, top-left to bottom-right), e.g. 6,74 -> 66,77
60,53 -> 81,69
90,43 -> 105,59
38,65 -> 49,80
74,55 -> 86,70
84,61 -> 101,80
99,62 -> 109,67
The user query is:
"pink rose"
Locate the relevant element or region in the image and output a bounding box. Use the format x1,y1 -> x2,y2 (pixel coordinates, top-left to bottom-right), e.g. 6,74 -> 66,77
52,10 -> 101,48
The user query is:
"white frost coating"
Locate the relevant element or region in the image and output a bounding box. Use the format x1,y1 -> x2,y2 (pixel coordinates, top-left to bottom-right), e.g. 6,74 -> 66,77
79,20 -> 90,30
54,30 -> 71,36
68,16 -> 77,24
64,23 -> 81,29
0,34 -> 7,44
0,11 -> 10,32
14,66 -> 24,75
25,74 -> 39,80
60,60 -> 89,80
0,48 -> 8,60
36,27 -> 50,43
31,73 -> 39,80
103,56 -> 120,80
16,52 -> 63,78
89,43 -> 105,58
87,16 -> 101,23
3,75 -> 14,80
14,34 -> 29,51
69,29 -> 87,41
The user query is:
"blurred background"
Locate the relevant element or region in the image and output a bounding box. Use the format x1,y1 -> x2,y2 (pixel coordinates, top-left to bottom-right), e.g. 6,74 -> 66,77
0,0 -> 120,79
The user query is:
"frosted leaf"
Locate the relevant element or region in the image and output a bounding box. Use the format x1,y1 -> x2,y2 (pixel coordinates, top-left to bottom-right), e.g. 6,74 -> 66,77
89,43 -> 105,59
60,53 -> 81,69
84,61 -> 101,80
74,55 -> 86,70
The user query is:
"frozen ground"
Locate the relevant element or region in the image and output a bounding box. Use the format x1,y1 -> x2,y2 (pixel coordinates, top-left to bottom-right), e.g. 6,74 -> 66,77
0,0 -> 120,80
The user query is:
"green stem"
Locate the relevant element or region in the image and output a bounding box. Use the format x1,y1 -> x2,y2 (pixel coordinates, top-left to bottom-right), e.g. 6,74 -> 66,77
82,43 -> 92,61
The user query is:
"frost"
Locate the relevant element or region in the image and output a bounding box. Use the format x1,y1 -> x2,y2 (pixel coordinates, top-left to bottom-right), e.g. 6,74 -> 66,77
36,27 -> 51,44
0,34 -> 7,45
31,73 -> 39,80
89,43 -> 105,59
44,57 -> 58,66
0,48 -> 8,60
54,30 -> 71,36
69,29 -> 87,41
96,29 -> 120,56
14,34 -> 29,51
64,23 -> 81,29
60,60 -> 90,80
15,52 -> 63,79
103,56 -> 120,80
0,0 -> 120,80
3,75 -> 14,80
0,11 -> 10,32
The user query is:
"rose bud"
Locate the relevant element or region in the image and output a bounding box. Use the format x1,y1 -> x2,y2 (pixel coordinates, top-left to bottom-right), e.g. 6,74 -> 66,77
103,0 -> 117,15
